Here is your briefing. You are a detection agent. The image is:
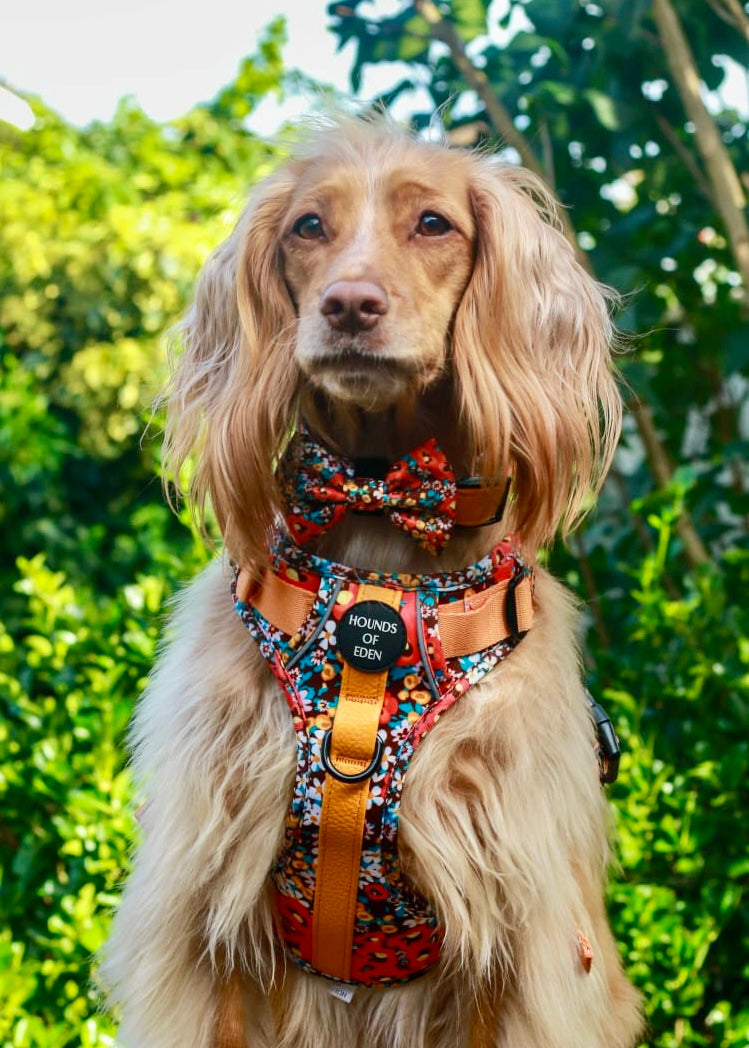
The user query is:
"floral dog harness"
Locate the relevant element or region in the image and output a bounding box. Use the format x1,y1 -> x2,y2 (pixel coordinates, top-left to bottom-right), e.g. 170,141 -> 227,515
233,533 -> 534,987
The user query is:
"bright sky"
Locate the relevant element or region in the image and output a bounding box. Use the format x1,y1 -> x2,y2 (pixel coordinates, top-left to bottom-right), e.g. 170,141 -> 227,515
1,0 -> 747,132
0,0 -> 417,131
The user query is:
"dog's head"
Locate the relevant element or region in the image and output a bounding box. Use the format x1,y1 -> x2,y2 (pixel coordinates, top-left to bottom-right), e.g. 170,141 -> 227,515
278,126 -> 476,413
166,116 -> 621,570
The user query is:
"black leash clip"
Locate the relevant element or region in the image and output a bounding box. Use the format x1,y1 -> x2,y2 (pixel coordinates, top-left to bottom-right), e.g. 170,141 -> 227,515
585,690 -> 621,785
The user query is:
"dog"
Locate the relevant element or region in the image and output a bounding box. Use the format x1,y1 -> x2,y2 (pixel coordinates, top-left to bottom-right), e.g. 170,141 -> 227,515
103,115 -> 643,1048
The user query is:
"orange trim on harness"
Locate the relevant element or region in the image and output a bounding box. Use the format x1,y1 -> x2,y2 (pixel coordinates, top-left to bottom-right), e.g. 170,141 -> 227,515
236,568 -> 534,657
437,573 -> 533,655
236,568 -> 313,636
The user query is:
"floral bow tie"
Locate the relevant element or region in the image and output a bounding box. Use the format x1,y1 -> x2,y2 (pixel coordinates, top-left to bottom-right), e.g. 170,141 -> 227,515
282,432 -> 457,554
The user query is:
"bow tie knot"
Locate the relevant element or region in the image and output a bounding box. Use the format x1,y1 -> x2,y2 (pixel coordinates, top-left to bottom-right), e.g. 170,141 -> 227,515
282,434 -> 457,554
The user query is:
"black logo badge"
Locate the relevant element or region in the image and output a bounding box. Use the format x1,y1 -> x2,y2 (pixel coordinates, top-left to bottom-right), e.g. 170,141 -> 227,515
338,600 -> 407,673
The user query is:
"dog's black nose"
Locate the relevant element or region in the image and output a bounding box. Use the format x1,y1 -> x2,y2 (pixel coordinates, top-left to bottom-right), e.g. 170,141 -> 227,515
320,280 -> 389,334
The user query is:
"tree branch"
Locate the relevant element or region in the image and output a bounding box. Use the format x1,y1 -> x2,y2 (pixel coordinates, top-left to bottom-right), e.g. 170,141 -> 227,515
572,533 -> 611,650
411,0 -> 712,568
413,0 -> 586,265
652,0 -> 749,294
705,0 -> 749,44
651,110 -> 715,206
628,397 -> 711,565
538,119 -> 557,192
415,1 -> 542,173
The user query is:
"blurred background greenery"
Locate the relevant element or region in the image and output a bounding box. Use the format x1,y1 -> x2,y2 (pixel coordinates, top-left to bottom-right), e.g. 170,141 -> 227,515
0,2 -> 747,1045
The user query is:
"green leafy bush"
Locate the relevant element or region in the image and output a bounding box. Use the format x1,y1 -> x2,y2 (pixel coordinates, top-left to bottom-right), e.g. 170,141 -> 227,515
1,5 -> 747,1045
601,493 -> 749,1047
0,23 -> 286,1045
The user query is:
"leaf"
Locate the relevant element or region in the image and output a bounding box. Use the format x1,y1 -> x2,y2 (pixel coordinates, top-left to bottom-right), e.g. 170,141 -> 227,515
523,0 -> 577,36
539,79 -> 577,106
394,15 -> 432,62
724,328 -> 749,374
449,0 -> 490,40
584,89 -> 625,131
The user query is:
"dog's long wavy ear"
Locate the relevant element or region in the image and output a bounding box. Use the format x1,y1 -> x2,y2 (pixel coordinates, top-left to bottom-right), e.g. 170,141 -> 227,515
163,166 -> 299,573
453,160 -> 622,552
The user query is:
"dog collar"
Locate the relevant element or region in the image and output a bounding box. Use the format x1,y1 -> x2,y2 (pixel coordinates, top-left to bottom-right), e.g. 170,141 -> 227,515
233,533 -> 533,986
281,430 -> 512,554
350,454 -> 512,528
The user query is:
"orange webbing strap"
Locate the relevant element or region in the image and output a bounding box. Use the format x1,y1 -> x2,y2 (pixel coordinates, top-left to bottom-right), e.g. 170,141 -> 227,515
242,568 -> 533,660
437,573 -> 534,657
236,567 -> 315,635
311,583 -> 402,981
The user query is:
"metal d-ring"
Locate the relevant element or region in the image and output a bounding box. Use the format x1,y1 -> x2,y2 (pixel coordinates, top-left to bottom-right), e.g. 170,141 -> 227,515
320,728 -> 385,784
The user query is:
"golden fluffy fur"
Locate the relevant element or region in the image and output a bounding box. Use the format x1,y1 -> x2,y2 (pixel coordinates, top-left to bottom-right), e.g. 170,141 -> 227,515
103,117 -> 643,1047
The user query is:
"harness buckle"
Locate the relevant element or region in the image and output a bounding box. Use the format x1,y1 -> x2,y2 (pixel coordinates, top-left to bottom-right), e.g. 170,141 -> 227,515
320,728 -> 385,784
506,567 -> 533,642
585,691 -> 621,784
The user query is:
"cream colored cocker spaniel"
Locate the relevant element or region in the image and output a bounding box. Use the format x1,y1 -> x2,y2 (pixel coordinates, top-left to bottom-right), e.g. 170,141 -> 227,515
103,116 -> 643,1048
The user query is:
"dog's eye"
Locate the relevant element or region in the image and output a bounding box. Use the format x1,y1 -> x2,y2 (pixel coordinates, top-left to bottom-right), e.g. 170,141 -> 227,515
291,213 -> 325,240
416,211 -> 452,237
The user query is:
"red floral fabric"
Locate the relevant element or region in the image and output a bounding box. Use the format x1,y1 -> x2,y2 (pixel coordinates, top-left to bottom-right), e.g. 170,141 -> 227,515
281,432 -> 457,555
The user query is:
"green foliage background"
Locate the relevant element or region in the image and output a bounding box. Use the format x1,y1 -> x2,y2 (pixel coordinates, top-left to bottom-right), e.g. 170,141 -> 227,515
1,4 -> 747,1046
